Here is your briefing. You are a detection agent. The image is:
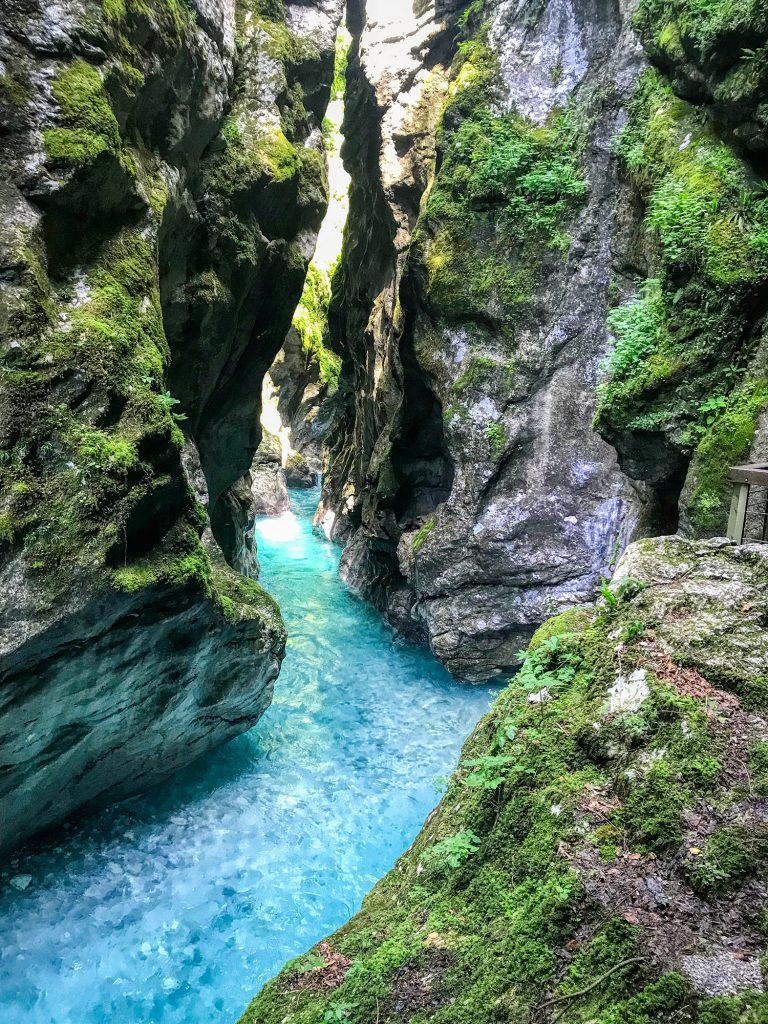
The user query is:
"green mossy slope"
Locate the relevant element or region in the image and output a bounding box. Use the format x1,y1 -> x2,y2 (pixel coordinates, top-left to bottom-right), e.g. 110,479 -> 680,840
412,21 -> 587,336
240,540 -> 768,1024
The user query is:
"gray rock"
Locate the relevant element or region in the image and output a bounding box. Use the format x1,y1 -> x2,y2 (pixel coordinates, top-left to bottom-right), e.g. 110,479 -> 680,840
680,951 -> 764,998
0,0 -> 340,853
318,0 -> 644,680
249,432 -> 291,517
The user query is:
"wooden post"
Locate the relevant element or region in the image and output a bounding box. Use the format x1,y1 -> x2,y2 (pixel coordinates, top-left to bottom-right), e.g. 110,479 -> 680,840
727,482 -> 750,543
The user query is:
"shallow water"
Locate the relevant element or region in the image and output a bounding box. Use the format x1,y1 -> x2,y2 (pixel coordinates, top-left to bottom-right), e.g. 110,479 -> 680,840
0,489 -> 496,1023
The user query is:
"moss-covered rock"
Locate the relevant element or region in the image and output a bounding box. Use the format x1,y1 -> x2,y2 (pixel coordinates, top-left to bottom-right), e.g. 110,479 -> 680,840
594,67 -> 768,529
0,0 -> 342,854
239,536 -> 768,1023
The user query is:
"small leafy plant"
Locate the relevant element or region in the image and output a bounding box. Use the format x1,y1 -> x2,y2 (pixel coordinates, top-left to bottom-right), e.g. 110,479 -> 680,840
599,576 -> 648,613
158,391 -> 188,423
323,1002 -> 354,1023
424,830 -> 481,869
296,952 -> 325,973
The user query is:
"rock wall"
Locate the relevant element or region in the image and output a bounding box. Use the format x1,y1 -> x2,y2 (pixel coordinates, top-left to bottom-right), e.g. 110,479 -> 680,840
317,0 -> 768,682
318,0 -> 644,681
594,0 -> 768,539
0,0 -> 341,854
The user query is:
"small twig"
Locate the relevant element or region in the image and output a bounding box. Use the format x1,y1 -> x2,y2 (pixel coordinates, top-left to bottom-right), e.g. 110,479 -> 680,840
375,996 -> 380,1024
539,956 -> 646,1021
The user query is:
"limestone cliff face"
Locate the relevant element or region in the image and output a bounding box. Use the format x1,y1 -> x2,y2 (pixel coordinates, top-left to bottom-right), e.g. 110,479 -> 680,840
0,0 -> 341,854
318,0 -> 644,681
317,0 -> 768,681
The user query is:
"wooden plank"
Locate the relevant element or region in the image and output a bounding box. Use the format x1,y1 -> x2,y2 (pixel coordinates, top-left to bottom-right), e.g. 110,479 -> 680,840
727,482 -> 750,543
729,464 -> 768,486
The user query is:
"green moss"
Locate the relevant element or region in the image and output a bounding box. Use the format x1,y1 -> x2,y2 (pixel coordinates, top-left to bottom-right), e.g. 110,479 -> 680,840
686,376 -> 768,534
112,526 -> 211,593
412,515 -> 436,554
210,558 -> 284,631
452,356 -> 496,394
595,69 -> 768,529
186,270 -> 230,306
593,972 -> 692,1024
686,825 -> 768,894
553,918 -> 644,1018
698,992 -> 768,1024
0,225 -> 191,592
43,59 -> 123,168
750,741 -> 768,797
332,28 -> 349,100
635,0 -> 767,66
0,71 -> 29,106
101,0 -> 192,41
292,263 -> 341,388
414,33 -> 587,332
485,421 -> 506,456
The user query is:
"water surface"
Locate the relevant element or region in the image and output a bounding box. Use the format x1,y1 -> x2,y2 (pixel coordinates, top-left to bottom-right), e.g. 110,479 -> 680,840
0,489 -> 496,1023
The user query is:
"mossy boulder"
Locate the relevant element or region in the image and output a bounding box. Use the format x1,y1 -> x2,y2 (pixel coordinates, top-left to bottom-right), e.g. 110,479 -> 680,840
239,536 -> 768,1023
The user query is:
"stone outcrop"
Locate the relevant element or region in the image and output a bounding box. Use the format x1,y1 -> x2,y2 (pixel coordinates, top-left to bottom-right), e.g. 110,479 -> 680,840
241,535 -> 768,1023
0,0 -> 341,853
249,430 -> 291,515
269,322 -> 334,479
313,0 -> 768,681
318,0 -> 644,680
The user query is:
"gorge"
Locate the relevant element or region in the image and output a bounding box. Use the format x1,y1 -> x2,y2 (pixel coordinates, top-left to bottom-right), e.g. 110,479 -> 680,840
1,0 -> 767,1022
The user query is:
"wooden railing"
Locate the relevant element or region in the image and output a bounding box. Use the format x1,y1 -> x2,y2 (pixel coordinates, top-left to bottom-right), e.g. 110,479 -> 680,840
727,464 -> 768,543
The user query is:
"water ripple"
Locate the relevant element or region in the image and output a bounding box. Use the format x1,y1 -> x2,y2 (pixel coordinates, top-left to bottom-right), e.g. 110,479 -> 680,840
0,489 -> 497,1023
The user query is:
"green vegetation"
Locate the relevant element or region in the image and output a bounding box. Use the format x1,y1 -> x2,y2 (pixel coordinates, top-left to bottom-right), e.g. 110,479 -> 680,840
595,69 -> 768,533
241,567 -> 765,1024
422,829 -> 481,868
0,70 -> 29,106
749,740 -> 768,797
43,59 -> 125,169
414,23 -> 587,333
292,263 -> 342,388
685,374 -> 768,534
100,0 -> 191,37
685,826 -> 767,893
412,515 -> 436,554
485,421 -> 506,456
635,0 -> 768,70
0,225 -> 204,602
451,355 -> 496,394
207,1 -> 327,266
332,29 -> 349,100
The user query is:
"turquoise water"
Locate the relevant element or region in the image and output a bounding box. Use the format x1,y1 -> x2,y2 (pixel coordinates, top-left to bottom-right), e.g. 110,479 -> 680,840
0,489 -> 496,1023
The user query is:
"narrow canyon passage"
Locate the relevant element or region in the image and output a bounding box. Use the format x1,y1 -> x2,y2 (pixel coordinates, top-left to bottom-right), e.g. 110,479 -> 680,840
0,489 -> 496,1024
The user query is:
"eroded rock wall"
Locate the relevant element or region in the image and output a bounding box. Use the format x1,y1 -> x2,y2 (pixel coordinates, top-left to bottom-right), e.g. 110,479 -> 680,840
0,0 -> 341,853
319,0 -> 644,680
594,1 -> 768,539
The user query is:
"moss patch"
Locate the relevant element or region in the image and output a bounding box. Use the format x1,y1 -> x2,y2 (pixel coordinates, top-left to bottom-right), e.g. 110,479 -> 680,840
44,59 -> 124,168
292,263 -> 341,388
594,69 -> 768,532
412,21 -> 587,336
